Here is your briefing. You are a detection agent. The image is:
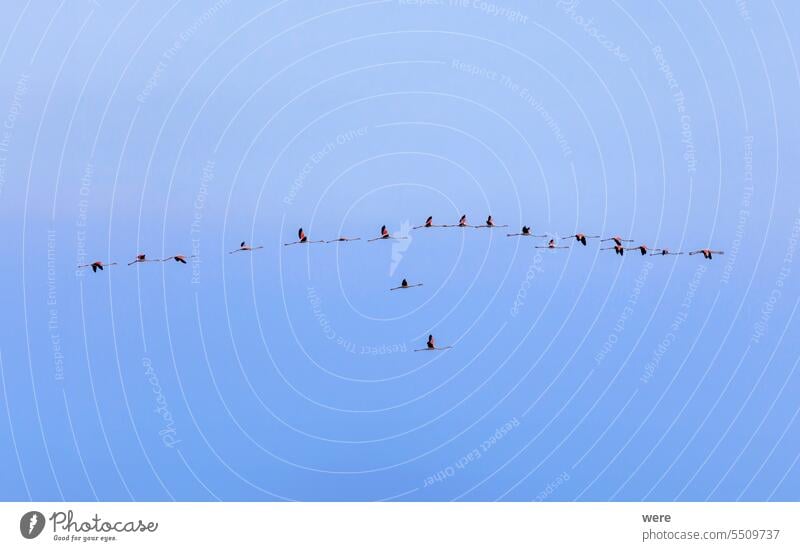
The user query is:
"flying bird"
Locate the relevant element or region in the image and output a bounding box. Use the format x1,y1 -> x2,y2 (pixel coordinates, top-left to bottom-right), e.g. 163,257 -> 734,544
601,236 -> 635,247
78,261 -> 118,272
562,233 -> 600,246
413,216 -> 444,230
368,225 -> 408,242
474,215 -> 508,228
162,254 -> 196,264
689,249 -> 724,260
284,228 -> 324,246
601,244 -> 625,256
536,239 -> 569,249
228,241 -> 263,254
128,254 -> 160,265
626,245 -> 653,256
507,226 -> 546,238
414,334 -> 452,352
650,249 -> 683,256
390,278 -> 423,291
444,215 -> 472,228
325,236 -> 361,243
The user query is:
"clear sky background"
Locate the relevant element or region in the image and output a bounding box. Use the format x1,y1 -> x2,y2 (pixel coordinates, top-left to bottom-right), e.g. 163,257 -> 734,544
0,0 -> 798,501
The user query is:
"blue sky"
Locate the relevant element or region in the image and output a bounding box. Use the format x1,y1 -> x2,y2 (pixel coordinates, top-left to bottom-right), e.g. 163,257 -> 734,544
0,0 -> 798,501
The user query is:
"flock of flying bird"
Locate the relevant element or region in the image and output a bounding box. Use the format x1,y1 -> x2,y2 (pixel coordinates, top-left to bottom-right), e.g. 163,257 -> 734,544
78,213 -> 724,352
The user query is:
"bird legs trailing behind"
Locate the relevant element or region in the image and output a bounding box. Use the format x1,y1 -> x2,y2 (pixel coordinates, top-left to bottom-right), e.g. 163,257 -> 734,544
474,215 -> 508,229
78,261 -> 118,272
285,228 -> 324,246
128,254 -> 160,265
536,239 -> 569,250
507,226 -> 546,238
390,278 -> 423,291
229,241 -> 263,254
368,225 -> 408,242
689,249 -> 724,260
562,233 -> 599,246
414,334 -> 452,352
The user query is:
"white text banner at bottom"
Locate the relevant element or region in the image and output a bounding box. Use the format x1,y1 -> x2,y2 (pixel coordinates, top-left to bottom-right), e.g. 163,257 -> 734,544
1,502 -> 797,550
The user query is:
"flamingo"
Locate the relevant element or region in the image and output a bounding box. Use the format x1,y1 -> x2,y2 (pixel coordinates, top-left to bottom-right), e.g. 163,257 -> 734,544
626,245 -> 653,256
689,249 -> 724,260
78,261 -> 118,273
127,254 -> 160,266
562,233 -> 600,246
474,215 -> 508,229
284,228 -> 324,246
444,215 -> 472,228
601,236 -> 635,247
507,226 -> 546,238
390,278 -> 423,291
650,249 -> 683,256
162,254 -> 196,264
325,237 -> 361,243
413,216 -> 444,230
601,244 -> 625,256
228,241 -> 263,254
414,334 -> 452,352
368,225 -> 408,242
535,239 -> 568,250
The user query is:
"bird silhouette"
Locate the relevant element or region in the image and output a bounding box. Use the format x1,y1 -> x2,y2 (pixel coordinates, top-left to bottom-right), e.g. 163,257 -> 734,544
507,226 -> 546,238
285,228 -> 324,246
325,236 -> 361,243
536,239 -> 569,249
413,216 -> 444,229
650,249 -> 683,256
414,334 -> 452,352
368,225 -> 407,242
562,233 -> 599,246
444,214 -> 472,228
229,241 -> 263,254
626,245 -> 653,256
474,215 -> 508,228
162,254 -> 196,264
78,261 -> 118,272
128,254 -> 158,266
601,244 -> 625,256
601,236 -> 635,247
390,278 -> 423,291
689,249 -> 724,260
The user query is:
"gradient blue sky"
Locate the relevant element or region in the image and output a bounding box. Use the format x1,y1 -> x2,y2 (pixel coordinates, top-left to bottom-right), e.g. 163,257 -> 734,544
0,0 -> 799,501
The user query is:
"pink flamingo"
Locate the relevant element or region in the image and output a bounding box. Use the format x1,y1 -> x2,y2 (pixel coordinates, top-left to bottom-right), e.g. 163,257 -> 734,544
626,244 -> 654,256
507,226 -> 546,238
444,215 -> 472,228
229,241 -> 263,254
285,228 -> 324,246
474,215 -> 508,229
601,244 -> 625,256
650,249 -> 683,256
562,233 -> 600,246
390,278 -> 423,291
414,334 -> 452,352
325,236 -> 361,243
368,225 -> 408,242
601,236 -> 634,247
413,216 -> 445,230
162,254 -> 196,264
127,254 -> 160,266
689,249 -> 724,260
78,260 -> 118,273
536,239 -> 569,250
